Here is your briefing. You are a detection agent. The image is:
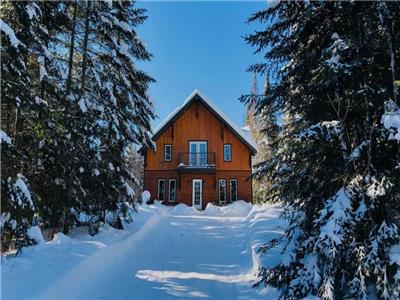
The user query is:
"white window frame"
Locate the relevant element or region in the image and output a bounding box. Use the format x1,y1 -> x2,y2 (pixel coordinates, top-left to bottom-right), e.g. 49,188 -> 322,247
189,141 -> 208,166
164,144 -> 172,162
192,179 -> 203,209
168,179 -> 176,202
157,179 -> 165,201
224,144 -> 232,161
218,179 -> 226,203
229,179 -> 238,202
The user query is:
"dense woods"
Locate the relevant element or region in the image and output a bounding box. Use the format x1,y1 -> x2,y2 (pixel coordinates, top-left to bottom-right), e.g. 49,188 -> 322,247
2,1 -> 400,299
1,1 -> 154,250
243,1 -> 400,299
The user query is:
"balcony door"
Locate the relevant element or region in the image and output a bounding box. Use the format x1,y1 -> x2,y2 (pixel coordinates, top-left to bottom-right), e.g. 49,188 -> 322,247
192,179 -> 203,209
189,141 -> 207,166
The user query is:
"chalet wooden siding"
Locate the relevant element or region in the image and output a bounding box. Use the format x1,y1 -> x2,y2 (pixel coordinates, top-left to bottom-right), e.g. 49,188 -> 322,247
143,90 -> 256,209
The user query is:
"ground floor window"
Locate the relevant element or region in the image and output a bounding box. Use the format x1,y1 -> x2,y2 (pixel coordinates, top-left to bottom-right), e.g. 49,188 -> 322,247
158,179 -> 165,200
219,179 -> 226,203
229,179 -> 238,202
169,179 -> 176,202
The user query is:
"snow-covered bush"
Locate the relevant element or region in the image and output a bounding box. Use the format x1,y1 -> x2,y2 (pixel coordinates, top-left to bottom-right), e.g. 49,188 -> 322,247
1,174 -> 37,251
142,190 -> 151,204
27,226 -> 45,245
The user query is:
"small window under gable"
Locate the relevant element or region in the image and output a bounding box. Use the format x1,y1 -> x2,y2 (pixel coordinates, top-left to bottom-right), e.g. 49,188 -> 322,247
224,144 -> 231,161
164,144 -> 172,161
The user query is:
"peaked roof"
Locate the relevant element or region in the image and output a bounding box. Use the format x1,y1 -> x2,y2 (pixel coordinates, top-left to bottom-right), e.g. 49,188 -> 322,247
152,89 -> 257,155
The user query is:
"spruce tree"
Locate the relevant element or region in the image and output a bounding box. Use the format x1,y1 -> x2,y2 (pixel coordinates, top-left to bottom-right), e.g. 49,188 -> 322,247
245,74 -> 273,203
1,1 -> 45,249
244,2 -> 400,299
1,0 -> 155,247
73,0 -> 155,223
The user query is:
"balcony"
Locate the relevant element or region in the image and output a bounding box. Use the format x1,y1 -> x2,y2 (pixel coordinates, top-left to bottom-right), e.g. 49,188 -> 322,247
177,152 -> 216,173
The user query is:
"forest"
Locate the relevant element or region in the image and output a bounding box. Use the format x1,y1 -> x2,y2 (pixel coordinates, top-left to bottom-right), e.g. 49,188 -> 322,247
1,1 -> 152,247
1,1 -> 400,299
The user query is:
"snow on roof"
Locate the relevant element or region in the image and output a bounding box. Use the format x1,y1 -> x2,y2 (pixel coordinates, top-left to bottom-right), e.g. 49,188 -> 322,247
152,89 -> 257,153
153,105 -> 181,135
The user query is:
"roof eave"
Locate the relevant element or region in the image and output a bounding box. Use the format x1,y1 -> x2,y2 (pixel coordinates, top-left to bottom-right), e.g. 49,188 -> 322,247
151,93 -> 257,155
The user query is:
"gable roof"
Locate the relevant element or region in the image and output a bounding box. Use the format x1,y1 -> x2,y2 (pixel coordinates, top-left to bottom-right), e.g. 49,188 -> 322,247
152,89 -> 257,155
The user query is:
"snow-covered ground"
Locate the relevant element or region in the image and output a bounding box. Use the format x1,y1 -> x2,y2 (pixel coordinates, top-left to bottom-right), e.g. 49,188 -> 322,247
1,201 -> 285,300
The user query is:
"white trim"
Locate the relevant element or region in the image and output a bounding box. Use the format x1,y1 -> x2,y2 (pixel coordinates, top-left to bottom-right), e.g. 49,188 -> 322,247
157,179 -> 165,201
192,179 -> 203,209
168,179 -> 176,202
152,89 -> 257,153
189,141 -> 208,166
229,179 -> 238,202
218,179 -> 226,203
223,144 -> 232,161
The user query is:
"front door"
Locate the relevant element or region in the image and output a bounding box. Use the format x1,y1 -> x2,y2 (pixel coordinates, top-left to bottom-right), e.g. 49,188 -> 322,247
189,141 -> 207,166
192,179 -> 203,209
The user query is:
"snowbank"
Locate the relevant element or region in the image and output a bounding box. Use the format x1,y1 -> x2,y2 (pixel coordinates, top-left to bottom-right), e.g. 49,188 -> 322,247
49,232 -> 72,244
203,200 -> 253,217
2,201 -> 285,300
172,203 -> 201,215
27,226 -> 44,244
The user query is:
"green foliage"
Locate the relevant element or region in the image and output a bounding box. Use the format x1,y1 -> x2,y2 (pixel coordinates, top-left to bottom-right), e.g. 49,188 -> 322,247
1,1 -> 154,250
245,1 -> 400,299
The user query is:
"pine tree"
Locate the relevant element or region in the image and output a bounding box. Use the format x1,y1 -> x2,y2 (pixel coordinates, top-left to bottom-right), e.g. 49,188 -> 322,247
244,2 -> 400,299
244,74 -> 273,203
1,1 -> 47,249
1,0 -> 155,248
72,0 -> 155,223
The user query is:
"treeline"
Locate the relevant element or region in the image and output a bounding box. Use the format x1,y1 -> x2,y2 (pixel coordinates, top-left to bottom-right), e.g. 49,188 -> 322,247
1,1 -> 154,250
243,1 -> 400,299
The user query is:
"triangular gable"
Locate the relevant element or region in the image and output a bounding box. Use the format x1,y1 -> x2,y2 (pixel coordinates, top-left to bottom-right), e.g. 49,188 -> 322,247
152,89 -> 257,155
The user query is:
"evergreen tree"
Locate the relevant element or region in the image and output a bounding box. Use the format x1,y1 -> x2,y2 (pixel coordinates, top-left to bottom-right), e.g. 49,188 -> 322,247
1,0 -> 49,249
244,2 -> 400,299
1,0 -> 155,248
244,74 -> 274,203
73,0 -> 154,223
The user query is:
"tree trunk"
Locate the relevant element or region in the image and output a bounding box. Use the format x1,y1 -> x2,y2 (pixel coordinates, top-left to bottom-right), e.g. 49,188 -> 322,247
65,1 -> 78,96
13,107 -> 23,148
80,1 -> 91,96
381,3 -> 399,104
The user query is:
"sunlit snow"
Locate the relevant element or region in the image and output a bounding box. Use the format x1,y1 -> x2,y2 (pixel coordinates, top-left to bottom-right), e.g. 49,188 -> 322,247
2,201 -> 285,299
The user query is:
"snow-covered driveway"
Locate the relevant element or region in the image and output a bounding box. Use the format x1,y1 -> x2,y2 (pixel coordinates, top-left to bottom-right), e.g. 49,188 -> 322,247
2,202 -> 284,300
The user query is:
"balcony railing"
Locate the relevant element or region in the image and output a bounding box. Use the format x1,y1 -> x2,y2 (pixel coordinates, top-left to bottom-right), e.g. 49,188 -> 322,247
178,152 -> 216,169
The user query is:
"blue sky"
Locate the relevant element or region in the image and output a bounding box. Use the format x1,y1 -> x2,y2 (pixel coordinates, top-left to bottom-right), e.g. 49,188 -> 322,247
136,1 -> 266,129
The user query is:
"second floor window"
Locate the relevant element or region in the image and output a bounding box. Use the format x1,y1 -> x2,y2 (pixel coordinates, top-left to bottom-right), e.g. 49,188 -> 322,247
164,144 -> 172,161
224,144 -> 231,161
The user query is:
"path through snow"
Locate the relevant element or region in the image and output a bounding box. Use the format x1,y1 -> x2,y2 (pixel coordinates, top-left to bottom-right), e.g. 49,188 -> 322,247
2,202 -> 284,299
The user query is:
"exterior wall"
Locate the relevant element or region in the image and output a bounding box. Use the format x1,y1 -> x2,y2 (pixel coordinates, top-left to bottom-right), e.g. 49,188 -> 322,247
144,100 -> 253,208
144,170 -> 252,209
145,102 -> 251,171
